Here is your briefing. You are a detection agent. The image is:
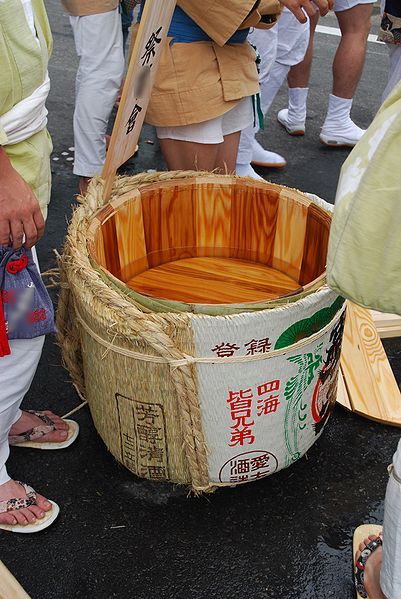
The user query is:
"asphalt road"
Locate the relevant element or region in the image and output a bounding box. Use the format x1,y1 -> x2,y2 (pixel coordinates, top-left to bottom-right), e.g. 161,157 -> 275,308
2,3 -> 401,599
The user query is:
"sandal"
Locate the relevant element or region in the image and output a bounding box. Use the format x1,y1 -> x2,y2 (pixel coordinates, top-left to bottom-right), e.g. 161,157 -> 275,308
353,524 -> 383,599
9,410 -> 79,450
0,481 -> 59,533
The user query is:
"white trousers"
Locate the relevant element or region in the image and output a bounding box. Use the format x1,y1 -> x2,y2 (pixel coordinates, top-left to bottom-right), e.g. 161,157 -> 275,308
0,337 -> 45,485
237,9 -> 309,165
70,8 -> 124,177
381,439 -> 401,599
0,249 -> 44,485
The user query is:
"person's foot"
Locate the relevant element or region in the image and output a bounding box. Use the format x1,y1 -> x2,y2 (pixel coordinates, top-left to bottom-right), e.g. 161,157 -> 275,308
9,410 -> 68,445
356,534 -> 388,599
236,163 -> 265,180
0,479 -> 52,526
277,108 -> 306,136
251,140 -> 287,168
320,118 -> 365,147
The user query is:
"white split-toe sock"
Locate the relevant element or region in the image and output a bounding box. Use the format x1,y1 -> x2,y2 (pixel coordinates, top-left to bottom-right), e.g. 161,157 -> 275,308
236,162 -> 265,180
320,94 -> 366,147
250,140 -> 287,168
277,87 -> 308,135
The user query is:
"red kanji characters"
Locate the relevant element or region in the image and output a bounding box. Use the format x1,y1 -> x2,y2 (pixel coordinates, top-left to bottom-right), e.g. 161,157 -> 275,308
227,388 -> 254,427
212,342 -> 240,358
257,395 -> 280,417
257,379 -> 281,417
229,426 -> 255,447
250,453 -> 270,471
227,388 -> 256,446
244,337 -> 272,356
257,380 -> 280,396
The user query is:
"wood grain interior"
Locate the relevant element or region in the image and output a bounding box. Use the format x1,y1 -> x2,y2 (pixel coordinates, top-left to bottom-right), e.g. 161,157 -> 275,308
299,203 -> 330,286
90,178 -> 331,305
127,257 -> 301,304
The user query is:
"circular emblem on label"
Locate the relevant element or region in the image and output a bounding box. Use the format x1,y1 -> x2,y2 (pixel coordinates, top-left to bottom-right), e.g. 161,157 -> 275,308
219,450 -> 279,483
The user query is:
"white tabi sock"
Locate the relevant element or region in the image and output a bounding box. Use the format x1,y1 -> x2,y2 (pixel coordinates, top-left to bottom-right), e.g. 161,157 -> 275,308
320,94 -> 365,146
287,87 -> 308,125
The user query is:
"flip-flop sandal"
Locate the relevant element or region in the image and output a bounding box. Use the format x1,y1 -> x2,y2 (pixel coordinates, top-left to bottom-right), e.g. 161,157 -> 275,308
0,482 -> 59,533
353,524 -> 383,599
9,411 -> 79,450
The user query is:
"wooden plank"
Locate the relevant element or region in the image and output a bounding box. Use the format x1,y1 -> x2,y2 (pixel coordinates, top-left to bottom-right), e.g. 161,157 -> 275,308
336,367 -> 352,411
114,194 -> 149,281
195,183 -> 232,258
141,184 -> 197,269
0,562 -> 31,599
127,257 -> 300,304
377,325 -> 401,339
272,192 -> 308,282
340,302 -> 401,426
371,310 -> 401,338
299,203 -> 330,286
101,215 -> 121,278
102,0 -> 176,200
229,182 -> 280,264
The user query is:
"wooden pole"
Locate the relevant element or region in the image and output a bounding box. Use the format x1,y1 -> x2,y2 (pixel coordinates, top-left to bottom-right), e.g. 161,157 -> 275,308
0,562 -> 31,599
102,0 -> 176,201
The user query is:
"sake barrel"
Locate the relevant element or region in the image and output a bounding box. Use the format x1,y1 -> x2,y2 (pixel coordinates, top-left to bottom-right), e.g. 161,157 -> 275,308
58,172 -> 345,492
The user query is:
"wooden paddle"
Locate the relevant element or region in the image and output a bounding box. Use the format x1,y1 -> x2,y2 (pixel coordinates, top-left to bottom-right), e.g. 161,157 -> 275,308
0,561 -> 31,599
102,0 -> 177,201
338,301 -> 401,427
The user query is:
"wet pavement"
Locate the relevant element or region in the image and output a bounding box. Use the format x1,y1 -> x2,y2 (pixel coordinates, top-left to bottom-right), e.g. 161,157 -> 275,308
2,3 -> 401,598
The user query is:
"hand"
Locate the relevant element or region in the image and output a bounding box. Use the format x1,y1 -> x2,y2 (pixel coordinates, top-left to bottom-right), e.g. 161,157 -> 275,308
280,0 -> 333,23
0,147 -> 45,249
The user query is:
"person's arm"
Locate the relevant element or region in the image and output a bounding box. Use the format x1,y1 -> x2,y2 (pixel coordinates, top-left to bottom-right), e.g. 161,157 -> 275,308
0,146 -> 45,249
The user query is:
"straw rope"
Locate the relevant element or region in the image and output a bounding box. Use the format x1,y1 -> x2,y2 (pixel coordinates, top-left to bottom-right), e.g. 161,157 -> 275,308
74,306 -> 342,366
58,171 -> 223,491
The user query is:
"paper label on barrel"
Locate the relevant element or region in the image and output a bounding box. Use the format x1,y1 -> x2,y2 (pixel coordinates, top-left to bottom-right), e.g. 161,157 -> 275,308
116,394 -> 169,480
191,293 -> 345,484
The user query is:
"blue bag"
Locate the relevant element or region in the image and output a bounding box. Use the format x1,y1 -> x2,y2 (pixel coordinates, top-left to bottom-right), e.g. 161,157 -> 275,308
0,247 -> 56,349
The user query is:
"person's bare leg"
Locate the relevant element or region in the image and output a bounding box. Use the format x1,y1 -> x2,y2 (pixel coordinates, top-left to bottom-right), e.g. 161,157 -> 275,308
287,10 -> 319,89
278,12 -> 319,134
320,3 -> 373,146
215,131 -> 241,174
159,139 -> 220,171
333,4 -> 373,98
356,535 -> 388,599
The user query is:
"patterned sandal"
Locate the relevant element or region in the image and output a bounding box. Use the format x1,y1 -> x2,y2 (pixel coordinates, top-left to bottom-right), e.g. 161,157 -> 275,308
9,410 -> 79,450
353,524 -> 383,599
0,481 -> 59,533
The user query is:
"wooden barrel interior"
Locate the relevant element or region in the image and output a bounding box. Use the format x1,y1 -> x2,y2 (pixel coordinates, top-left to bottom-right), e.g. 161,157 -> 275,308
88,177 -> 331,306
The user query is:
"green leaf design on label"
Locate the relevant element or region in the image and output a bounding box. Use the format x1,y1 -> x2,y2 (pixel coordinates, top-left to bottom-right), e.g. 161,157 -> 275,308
283,348 -> 323,463
274,296 -> 344,350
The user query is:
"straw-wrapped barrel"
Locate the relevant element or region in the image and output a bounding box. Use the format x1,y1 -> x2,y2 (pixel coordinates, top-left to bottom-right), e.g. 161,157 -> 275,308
57,171 -> 345,492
